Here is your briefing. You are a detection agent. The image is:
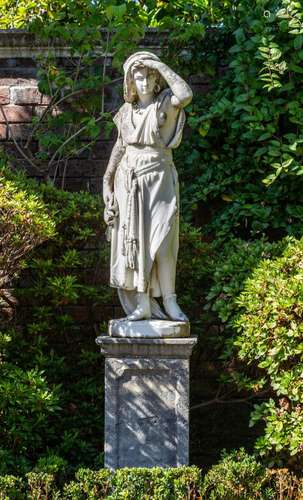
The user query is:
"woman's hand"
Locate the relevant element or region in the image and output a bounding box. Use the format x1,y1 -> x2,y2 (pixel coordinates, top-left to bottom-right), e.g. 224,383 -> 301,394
103,180 -> 113,207
104,192 -> 118,226
102,138 -> 125,207
139,57 -> 192,108
140,58 -> 164,72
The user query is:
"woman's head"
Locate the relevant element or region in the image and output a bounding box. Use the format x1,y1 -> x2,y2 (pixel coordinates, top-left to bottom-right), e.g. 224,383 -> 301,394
123,51 -> 165,103
131,63 -> 160,99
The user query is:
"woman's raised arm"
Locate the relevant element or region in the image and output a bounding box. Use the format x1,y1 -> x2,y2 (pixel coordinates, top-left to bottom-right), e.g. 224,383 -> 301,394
144,59 -> 193,108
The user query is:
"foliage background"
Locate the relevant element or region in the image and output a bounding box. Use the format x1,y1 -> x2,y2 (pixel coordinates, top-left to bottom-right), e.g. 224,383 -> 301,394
0,0 -> 302,491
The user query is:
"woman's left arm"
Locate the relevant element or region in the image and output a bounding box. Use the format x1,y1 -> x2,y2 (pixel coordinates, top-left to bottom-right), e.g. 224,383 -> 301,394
147,60 -> 193,108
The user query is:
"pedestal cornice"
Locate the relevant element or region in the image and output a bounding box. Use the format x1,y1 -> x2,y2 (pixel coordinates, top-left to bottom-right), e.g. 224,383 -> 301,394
96,335 -> 197,359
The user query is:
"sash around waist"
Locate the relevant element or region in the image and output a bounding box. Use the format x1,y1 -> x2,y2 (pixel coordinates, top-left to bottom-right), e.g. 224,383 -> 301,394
121,145 -> 173,177
116,146 -> 175,271
125,144 -> 172,156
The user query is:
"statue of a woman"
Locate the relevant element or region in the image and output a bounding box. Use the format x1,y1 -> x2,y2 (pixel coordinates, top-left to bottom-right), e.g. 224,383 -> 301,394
103,51 -> 192,322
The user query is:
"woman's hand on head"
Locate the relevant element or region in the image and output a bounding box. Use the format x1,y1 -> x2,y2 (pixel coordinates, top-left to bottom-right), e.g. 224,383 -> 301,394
140,58 -> 163,71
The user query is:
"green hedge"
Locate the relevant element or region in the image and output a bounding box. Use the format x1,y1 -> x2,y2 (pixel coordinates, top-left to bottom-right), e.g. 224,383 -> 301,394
0,453 -> 303,499
0,466 -> 202,500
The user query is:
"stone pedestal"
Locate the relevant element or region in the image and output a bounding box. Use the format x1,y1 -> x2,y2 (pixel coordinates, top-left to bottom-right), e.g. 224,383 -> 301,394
96,334 -> 197,469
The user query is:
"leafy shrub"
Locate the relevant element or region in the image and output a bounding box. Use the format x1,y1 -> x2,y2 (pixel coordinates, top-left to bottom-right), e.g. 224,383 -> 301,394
206,236 -> 303,465
267,467 -> 303,499
108,467 -> 202,500
64,468 -> 112,499
177,222 -> 211,321
201,449 -> 272,499
204,238 -> 287,395
0,362 -> 61,467
206,238 -> 285,327
0,164 -> 112,474
34,454 -> 68,476
0,160 -> 55,317
0,475 -> 24,500
26,472 -> 59,500
235,237 -> 303,461
0,164 -> 61,476
202,449 -> 303,499
0,466 -> 202,500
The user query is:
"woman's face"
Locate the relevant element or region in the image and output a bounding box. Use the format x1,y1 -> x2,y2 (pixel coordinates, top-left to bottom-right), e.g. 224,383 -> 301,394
132,66 -> 157,98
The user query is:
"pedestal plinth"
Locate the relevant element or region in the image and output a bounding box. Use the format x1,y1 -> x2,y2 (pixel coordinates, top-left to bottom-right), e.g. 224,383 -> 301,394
96,331 -> 197,469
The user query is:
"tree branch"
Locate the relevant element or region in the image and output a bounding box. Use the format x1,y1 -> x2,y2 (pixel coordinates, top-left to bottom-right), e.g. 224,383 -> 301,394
24,87 -> 61,149
48,114 -> 108,168
0,104 -> 41,173
190,390 -> 270,410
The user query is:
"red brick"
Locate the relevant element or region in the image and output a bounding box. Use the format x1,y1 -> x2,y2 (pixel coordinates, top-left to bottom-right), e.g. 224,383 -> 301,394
5,141 -> 38,156
11,86 -> 50,105
0,307 -> 14,320
8,123 -> 33,140
90,140 -> 115,160
34,105 -> 60,118
33,105 -> 48,118
65,305 -> 90,323
0,105 -> 32,123
60,159 -> 104,177
113,305 -> 125,319
0,124 -> 7,140
0,78 -> 38,87
0,87 -> 10,105
92,305 -> 114,321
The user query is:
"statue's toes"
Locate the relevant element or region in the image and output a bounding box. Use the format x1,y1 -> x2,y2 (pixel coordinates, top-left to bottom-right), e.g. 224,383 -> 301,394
177,313 -> 189,322
170,310 -> 189,322
126,308 -> 150,321
172,311 -> 189,321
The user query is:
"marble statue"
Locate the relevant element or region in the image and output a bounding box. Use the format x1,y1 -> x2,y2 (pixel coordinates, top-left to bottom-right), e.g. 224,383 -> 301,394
103,51 -> 192,323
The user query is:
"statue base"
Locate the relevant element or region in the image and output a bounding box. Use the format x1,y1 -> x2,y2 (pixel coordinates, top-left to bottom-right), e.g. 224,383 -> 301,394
109,318 -> 190,338
96,332 -> 197,469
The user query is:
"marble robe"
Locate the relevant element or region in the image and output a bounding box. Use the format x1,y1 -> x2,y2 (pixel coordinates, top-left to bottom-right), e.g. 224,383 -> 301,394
110,89 -> 185,303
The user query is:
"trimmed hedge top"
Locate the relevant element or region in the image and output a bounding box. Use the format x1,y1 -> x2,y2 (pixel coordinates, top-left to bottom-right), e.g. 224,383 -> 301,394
0,466 -> 202,500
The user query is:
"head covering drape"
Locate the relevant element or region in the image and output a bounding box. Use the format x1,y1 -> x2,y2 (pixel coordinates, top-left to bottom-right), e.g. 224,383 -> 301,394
123,51 -> 166,103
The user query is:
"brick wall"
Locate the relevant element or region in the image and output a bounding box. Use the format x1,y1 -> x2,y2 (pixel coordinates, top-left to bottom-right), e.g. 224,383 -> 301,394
0,30 -> 211,193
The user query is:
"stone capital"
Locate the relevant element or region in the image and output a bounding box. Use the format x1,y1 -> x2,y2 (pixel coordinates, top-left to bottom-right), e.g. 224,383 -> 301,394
95,335 -> 197,359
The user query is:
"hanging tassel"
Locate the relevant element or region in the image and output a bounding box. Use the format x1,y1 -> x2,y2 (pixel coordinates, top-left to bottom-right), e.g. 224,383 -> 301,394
122,167 -> 139,270
126,238 -> 137,270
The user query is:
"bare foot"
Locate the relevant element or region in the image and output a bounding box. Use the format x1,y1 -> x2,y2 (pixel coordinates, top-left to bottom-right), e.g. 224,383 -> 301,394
125,292 -> 151,321
163,294 -> 188,322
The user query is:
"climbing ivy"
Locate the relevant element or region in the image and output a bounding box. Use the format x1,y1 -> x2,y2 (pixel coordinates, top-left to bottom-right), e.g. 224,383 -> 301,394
175,0 -> 303,242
